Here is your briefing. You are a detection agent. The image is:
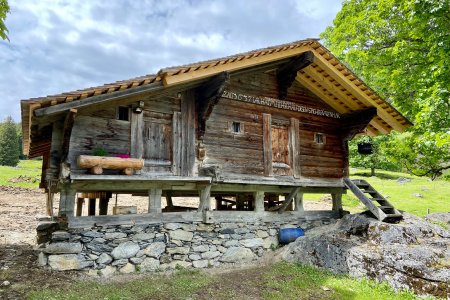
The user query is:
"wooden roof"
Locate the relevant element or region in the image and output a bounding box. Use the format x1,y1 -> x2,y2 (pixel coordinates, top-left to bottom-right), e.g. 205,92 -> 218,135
21,39 -> 411,156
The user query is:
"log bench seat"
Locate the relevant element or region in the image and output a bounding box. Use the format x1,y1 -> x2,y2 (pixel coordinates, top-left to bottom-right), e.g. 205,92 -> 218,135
77,155 -> 144,175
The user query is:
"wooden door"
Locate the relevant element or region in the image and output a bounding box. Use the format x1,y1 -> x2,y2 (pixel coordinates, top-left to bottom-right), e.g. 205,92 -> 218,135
271,125 -> 291,175
143,112 -> 173,172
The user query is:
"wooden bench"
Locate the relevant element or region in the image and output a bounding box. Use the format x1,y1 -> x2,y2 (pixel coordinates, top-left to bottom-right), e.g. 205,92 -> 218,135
78,155 -> 144,175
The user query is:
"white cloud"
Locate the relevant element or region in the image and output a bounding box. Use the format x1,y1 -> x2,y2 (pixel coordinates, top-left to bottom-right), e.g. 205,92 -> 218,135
0,0 -> 342,122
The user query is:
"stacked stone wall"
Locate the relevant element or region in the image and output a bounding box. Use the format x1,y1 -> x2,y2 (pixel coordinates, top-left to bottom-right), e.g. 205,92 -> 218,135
37,219 -> 336,275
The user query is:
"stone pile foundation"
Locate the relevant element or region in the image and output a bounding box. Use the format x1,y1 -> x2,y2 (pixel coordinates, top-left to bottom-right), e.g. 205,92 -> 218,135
37,219 -> 335,275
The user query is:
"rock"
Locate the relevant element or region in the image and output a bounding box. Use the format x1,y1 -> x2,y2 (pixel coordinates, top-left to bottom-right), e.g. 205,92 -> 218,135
426,212 -> 450,225
397,177 -> 411,183
36,221 -> 58,231
111,259 -> 128,267
234,228 -> 249,234
37,252 -> 48,266
140,257 -> 160,271
144,242 -> 166,258
181,224 -> 196,231
163,261 -> 192,270
192,245 -> 209,252
2,280 -> 10,286
189,254 -> 201,261
48,254 -> 82,270
167,247 -> 190,255
240,238 -> 264,248
201,251 -> 220,259
104,232 -> 127,239
130,257 -> 144,264
51,231 -> 71,241
269,229 -> 277,236
197,224 -> 215,232
169,230 -> 193,242
263,236 -> 279,249
96,253 -> 113,265
223,240 -> 239,247
220,247 -> 256,263
193,260 -> 209,268
43,242 -> 82,254
256,230 -> 269,238
99,265 -> 116,277
219,228 -> 235,234
119,263 -> 136,274
164,223 -> 182,230
81,231 -> 103,238
111,241 -> 140,259
281,212 -> 450,298
135,249 -> 145,258
86,242 -> 113,253
132,233 -> 155,241
412,193 -> 423,198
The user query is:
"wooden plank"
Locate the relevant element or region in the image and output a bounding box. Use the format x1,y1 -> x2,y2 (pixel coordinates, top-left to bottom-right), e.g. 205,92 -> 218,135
262,113 -> 273,176
278,187 -> 301,213
181,90 -> 196,176
172,112 -> 182,175
130,108 -> 144,159
197,184 -> 212,212
148,188 -> 162,213
331,193 -> 342,212
289,118 -> 300,178
59,185 -> 76,217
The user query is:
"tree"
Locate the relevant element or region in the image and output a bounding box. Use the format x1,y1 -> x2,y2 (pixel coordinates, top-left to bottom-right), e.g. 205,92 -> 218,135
0,0 -> 9,41
349,135 -> 401,176
321,0 -> 450,179
0,116 -> 20,166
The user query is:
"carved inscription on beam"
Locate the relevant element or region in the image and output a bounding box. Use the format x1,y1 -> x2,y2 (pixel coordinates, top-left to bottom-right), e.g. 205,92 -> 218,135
277,51 -> 314,99
196,72 -> 230,138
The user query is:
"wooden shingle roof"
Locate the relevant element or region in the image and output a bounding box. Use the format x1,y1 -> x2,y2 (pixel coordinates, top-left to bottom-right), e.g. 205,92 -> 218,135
21,39 -> 411,156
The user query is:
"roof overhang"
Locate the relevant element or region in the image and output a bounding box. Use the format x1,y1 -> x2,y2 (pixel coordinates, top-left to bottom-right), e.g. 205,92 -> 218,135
20,39 -> 411,156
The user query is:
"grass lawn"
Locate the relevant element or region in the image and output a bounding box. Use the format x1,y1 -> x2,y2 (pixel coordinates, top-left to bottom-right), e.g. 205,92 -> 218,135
27,263 -> 422,300
0,160 -> 41,188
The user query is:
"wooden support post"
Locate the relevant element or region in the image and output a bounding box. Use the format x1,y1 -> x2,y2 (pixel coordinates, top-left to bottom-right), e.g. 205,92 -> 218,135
236,194 -> 246,211
130,103 -> 144,159
294,192 -> 304,213
289,118 -> 300,178
88,198 -> 96,216
76,197 -> 84,216
278,187 -> 301,213
46,191 -> 54,216
215,196 -> 224,211
172,112 -> 182,175
198,184 -> 212,212
262,113 -> 273,176
165,191 -> 174,208
181,91 -> 196,176
148,189 -> 162,213
99,197 -> 109,215
59,185 -> 76,217
253,191 -> 265,212
331,193 -> 342,212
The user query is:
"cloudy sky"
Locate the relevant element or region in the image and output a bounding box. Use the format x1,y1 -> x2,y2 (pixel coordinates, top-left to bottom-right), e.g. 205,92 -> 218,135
0,0 -> 342,122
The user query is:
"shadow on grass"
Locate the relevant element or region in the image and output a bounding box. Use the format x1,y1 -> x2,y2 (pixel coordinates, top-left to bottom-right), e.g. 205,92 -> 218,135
351,170 -> 415,180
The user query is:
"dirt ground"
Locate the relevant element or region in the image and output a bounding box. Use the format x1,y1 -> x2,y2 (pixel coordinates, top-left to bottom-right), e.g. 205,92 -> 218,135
0,187 -> 331,299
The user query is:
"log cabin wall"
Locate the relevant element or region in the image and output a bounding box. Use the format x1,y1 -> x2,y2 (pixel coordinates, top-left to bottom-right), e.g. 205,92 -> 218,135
201,70 -> 345,180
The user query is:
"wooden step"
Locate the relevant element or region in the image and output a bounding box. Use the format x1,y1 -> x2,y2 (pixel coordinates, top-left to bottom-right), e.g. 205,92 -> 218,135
384,213 -> 403,218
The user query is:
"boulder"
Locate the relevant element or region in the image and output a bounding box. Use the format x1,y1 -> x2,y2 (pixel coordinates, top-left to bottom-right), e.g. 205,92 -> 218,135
48,254 -> 93,271
119,263 -> 136,274
220,247 -> 256,263
280,213 -> 450,298
96,253 -> 113,265
111,241 -> 140,259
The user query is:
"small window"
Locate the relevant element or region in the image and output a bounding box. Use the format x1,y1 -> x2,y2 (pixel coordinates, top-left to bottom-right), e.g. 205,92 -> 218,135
315,133 -> 325,144
117,106 -> 130,121
232,122 -> 241,133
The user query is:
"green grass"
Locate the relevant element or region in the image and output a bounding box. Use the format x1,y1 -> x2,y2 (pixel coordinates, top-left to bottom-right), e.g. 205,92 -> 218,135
0,160 -> 41,188
27,262 -> 424,300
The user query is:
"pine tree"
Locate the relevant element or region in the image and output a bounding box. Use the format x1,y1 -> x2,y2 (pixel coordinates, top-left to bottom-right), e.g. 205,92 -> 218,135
0,116 -> 20,166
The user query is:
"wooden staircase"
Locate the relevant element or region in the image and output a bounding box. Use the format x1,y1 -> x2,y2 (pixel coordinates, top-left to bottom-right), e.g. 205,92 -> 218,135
344,178 -> 403,222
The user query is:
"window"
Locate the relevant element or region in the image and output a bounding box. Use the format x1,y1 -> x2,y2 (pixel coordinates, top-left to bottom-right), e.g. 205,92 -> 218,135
315,133 -> 325,144
117,106 -> 130,121
232,122 -> 241,133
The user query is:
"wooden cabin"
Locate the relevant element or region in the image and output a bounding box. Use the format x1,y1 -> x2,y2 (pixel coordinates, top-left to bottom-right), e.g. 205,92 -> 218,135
21,39 -> 411,229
